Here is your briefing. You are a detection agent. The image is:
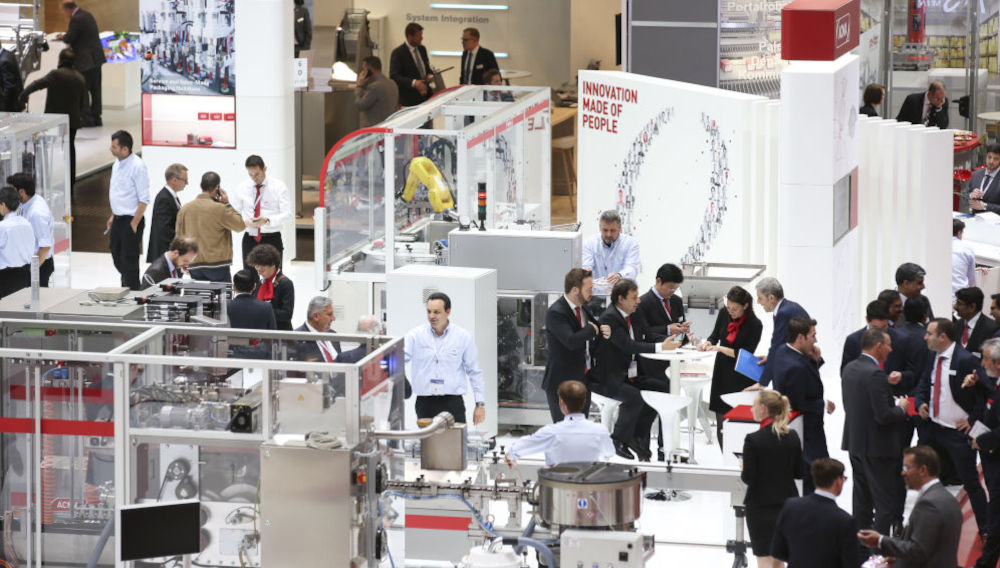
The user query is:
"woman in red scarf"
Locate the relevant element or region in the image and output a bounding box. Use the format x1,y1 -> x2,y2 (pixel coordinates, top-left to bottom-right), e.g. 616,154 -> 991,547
246,244 -> 294,330
698,285 -> 763,447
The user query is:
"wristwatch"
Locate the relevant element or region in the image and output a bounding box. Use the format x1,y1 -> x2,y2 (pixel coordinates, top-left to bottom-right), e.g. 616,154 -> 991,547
475,402 -> 485,408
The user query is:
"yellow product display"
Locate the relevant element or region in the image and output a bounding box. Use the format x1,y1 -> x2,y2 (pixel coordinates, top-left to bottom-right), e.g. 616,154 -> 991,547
401,156 -> 456,213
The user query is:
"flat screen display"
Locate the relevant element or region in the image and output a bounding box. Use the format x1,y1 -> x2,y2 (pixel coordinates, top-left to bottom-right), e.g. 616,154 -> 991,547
121,500 -> 201,561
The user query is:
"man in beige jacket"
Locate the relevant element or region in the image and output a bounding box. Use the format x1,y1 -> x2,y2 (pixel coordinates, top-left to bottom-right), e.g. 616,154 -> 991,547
176,171 -> 247,282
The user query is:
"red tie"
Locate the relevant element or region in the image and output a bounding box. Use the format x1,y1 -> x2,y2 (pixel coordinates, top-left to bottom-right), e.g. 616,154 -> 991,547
626,315 -> 632,335
663,297 -> 672,319
318,341 -> 335,362
253,184 -> 263,243
576,306 -> 589,371
171,268 -> 178,279
932,355 -> 945,417
575,306 -> 582,327
962,323 -> 971,347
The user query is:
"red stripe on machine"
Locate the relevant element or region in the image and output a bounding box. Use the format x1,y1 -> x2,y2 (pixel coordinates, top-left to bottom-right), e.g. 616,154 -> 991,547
406,514 -> 471,531
525,99 -> 550,117
9,385 -> 114,404
0,418 -> 113,437
466,128 -> 495,149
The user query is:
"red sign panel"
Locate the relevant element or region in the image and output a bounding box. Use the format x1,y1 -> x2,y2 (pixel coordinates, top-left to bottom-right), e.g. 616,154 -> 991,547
781,0 -> 860,61
197,112 -> 209,120
210,113 -> 223,121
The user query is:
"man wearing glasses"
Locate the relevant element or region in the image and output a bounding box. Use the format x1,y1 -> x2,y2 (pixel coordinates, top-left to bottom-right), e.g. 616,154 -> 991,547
459,28 -> 498,86
147,163 -> 189,262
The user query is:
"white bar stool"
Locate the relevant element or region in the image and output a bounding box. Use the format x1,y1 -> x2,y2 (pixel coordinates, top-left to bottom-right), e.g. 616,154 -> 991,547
640,391 -> 691,461
590,391 -> 621,434
680,374 -> 714,460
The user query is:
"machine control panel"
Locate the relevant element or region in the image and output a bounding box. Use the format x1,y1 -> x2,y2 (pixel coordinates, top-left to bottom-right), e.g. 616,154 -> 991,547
559,530 -> 646,568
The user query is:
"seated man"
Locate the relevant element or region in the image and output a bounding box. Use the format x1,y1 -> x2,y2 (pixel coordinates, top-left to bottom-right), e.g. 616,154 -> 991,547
227,268 -> 276,330
295,296 -> 368,363
142,236 -> 198,287
506,380 -> 613,466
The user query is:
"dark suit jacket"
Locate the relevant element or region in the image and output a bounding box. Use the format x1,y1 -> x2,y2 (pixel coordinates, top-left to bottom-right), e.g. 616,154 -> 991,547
876,482 -> 963,568
0,48 -> 23,112
460,47 -> 499,85
840,355 -> 908,457
635,289 -> 684,380
20,67 -> 87,129
254,274 -> 294,331
914,343 -> 986,423
896,91 -> 949,129
62,8 -> 106,72
389,41 -> 433,107
963,166 -> 1000,214
770,343 -> 828,462
955,315 -> 999,357
706,309 -> 763,413
590,306 -> 655,396
975,377 -> 1000,466
141,254 -> 174,287
772,493 -> 861,568
859,104 -> 879,117
227,293 -> 276,330
841,326 -> 920,395
541,296 -> 597,390
147,187 -> 179,262
761,299 -> 810,387
742,426 -> 802,508
292,323 -> 366,363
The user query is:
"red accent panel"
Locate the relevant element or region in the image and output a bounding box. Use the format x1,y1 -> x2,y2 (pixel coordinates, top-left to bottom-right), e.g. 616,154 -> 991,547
0,418 -> 113,437
318,127 -> 392,208
198,112 -> 209,120
10,492 -> 25,507
141,93 -> 154,145
53,238 -> 70,255
406,514 -> 471,531
781,0 -> 860,61
525,99 -> 550,118
723,405 -> 802,423
0,418 -> 34,434
10,385 -> 114,405
467,128 -> 495,150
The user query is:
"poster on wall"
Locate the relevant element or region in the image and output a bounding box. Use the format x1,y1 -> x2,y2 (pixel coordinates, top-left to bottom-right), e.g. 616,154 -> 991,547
718,0 -> 793,98
139,0 -> 235,95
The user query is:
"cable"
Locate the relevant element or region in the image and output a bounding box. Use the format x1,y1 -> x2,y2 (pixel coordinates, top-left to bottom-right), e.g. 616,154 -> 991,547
381,491 -> 498,538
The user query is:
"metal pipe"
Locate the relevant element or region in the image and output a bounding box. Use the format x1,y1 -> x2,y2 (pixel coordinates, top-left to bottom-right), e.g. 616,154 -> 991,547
86,518 -> 114,568
371,412 -> 454,440
508,536 -> 556,568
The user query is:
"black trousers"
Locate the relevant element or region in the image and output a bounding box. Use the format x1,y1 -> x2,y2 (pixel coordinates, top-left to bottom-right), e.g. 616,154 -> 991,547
39,256 -> 54,287
0,264 -> 29,298
591,375 -> 667,447
632,374 -> 670,453
849,453 -> 902,535
109,215 -> 144,290
918,420 -> 989,533
977,457 -> 1000,568
415,394 -> 466,425
81,66 -> 102,124
545,377 -> 590,423
242,231 -> 283,270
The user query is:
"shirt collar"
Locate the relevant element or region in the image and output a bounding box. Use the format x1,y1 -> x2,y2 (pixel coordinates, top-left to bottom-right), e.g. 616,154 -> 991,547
938,341 -> 956,361
772,298 -> 783,313
163,253 -> 176,273
814,489 -> 838,501
564,413 -> 585,421
786,343 -> 804,356
967,312 -> 981,329
428,322 -> 450,337
862,353 -> 879,366
616,307 -> 630,319
650,287 -> 664,301
564,294 -> 580,310
306,322 -> 323,334
918,478 -> 940,497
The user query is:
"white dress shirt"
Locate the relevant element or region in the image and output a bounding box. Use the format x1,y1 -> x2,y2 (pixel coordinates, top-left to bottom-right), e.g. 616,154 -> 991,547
404,322 -> 485,403
930,342 -> 966,429
231,176 -> 292,236
0,212 -> 36,268
952,237 -> 977,295
582,233 -> 641,281
108,153 -> 151,216
462,46 -> 478,84
961,312 -> 980,350
305,322 -> 340,361
814,489 -> 838,502
508,413 -> 614,465
18,195 -> 53,259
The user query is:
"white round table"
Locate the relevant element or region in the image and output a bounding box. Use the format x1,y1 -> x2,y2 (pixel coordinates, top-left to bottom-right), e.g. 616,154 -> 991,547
499,69 -> 532,85
641,349 -> 714,454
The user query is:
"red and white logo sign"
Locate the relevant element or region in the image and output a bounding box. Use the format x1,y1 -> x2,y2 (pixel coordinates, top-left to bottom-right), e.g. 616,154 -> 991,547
835,13 -> 850,48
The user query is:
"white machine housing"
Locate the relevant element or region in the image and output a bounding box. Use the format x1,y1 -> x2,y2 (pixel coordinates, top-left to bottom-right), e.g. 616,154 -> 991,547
447,228 -> 582,293
560,529 -> 646,568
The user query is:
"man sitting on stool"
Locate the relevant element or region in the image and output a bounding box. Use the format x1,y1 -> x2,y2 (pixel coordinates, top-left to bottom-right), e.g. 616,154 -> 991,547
506,380 -> 614,466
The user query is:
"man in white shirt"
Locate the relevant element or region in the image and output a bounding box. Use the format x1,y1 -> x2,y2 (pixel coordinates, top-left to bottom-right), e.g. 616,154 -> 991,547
230,155 -> 291,271
106,130 -> 150,290
952,218 -> 977,296
581,209 -> 640,288
9,173 -> 54,287
404,292 -> 486,425
507,380 -> 613,466
0,185 -> 36,298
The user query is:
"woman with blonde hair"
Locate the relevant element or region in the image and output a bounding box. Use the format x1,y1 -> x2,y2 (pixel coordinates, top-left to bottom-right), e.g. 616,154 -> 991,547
741,389 -> 803,568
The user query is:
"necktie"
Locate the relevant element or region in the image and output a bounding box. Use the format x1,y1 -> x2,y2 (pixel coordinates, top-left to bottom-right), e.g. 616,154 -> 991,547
412,46 -> 426,79
171,268 -> 178,279
576,306 -> 589,372
318,341 -> 336,362
985,174 -> 993,191
574,306 -> 582,327
253,184 -> 263,243
464,51 -> 473,84
626,315 -> 632,336
962,323 -> 971,347
663,297 -> 672,319
175,194 -> 181,208
932,355 -> 945,417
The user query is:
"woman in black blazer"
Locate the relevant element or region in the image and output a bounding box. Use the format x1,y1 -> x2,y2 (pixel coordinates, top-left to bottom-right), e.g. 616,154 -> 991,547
246,244 -> 295,331
698,285 -> 763,446
742,389 -> 803,568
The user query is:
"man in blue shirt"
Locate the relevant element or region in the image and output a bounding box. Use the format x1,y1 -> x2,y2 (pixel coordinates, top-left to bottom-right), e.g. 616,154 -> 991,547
582,209 -> 641,287
404,292 -> 486,425
9,173 -> 54,287
0,185 -> 36,298
506,380 -> 613,466
106,130 -> 150,290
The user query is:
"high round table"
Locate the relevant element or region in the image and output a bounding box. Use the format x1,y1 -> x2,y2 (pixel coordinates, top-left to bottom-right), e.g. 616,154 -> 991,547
640,349 -> 714,458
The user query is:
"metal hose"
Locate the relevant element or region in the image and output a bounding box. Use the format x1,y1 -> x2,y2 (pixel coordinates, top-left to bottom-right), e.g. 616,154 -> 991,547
371,412 -> 454,440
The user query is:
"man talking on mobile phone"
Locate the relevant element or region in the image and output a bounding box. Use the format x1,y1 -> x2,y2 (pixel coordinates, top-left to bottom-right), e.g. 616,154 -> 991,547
230,155 -> 291,271
175,171 -> 248,283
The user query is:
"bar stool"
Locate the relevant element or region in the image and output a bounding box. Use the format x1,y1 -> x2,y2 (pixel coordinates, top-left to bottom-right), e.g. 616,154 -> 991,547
552,136 -> 576,212
680,375 -> 714,461
590,391 -> 621,434
640,391 -> 692,461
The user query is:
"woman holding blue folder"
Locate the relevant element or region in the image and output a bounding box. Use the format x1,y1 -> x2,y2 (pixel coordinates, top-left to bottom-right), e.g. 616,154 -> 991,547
698,285 -> 763,447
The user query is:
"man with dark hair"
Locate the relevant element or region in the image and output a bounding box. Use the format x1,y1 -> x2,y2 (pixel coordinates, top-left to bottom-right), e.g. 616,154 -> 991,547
175,172 -> 247,282
405,292 -> 486,425
877,288 -> 904,327
915,317 -> 989,537
769,316 -> 831,493
389,22 -> 434,107
9,173 -> 55,287
967,143 -> 1000,214
142,237 -> 197,287
19,48 -> 87,192
858,446 -> 962,567
106,130 -> 149,290
841,300 -> 920,393
0,42 -> 23,112
841,327 -> 910,538
896,81 -> 949,128
953,217 -> 976,294
954,286 -> 997,357
901,294 -> 930,334
58,0 -> 105,127
459,27 -> 498,85
0,185 -> 34,298
896,262 -> 934,319
590,279 -> 679,460
227,268 -> 276,330
772,458 -> 859,567
581,209 -> 640,286
293,0 -> 312,58
506,380 -> 613,466
542,267 -> 610,423
147,163 -> 189,262
636,263 -> 690,388
356,55 -> 398,127
754,276 -> 810,387
231,155 -> 291,271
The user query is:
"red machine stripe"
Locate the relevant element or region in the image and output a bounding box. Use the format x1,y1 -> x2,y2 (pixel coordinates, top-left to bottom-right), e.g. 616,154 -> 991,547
405,514 -> 471,531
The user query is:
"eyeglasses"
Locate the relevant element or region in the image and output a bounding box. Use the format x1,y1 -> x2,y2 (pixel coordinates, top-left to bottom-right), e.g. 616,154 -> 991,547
178,177 -> 189,183
901,464 -> 916,471
841,475 -> 848,481
460,37 -> 474,42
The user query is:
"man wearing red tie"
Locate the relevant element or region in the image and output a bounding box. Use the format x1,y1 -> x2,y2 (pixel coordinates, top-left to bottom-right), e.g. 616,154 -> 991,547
141,237 -> 198,287
915,318 -> 990,539
636,263 -> 691,391
954,286 -> 998,358
231,155 -> 291,270
294,296 -> 365,364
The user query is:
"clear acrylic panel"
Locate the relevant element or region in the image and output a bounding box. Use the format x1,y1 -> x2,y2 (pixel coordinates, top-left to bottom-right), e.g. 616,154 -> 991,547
323,131 -> 387,274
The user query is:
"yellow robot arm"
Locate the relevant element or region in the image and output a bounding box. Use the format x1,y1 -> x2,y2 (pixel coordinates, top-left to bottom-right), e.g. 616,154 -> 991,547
402,156 -> 455,213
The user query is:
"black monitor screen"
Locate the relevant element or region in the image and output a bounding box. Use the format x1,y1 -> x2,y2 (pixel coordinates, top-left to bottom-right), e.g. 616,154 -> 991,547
121,501 -> 201,561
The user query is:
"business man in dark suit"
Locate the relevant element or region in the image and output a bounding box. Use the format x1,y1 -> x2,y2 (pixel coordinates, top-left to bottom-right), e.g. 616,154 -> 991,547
772,458 -> 861,568
293,295 -> 367,364
970,338 -> 1000,568
842,299 -> 921,396
141,237 -> 197,287
635,263 -> 690,389
915,318 -> 989,537
755,277 -> 810,387
841,328 -> 910,538
0,46 -> 23,112
58,1 -> 106,127
954,286 -> 998,358
858,446 -> 963,568
966,144 -> 1000,214
147,163 -> 188,262
389,22 -> 434,107
542,268 -> 608,423
459,28 -> 499,85
770,316 -> 832,494
589,279 -> 679,460
896,81 -> 949,129
227,269 -> 276,330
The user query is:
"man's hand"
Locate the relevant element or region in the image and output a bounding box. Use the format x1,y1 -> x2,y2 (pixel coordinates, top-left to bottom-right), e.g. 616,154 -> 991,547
106,216 -> 113,233
217,188 -> 230,204
356,68 -> 369,87
504,453 -> 516,468
473,406 -> 486,425
956,418 -> 971,434
810,345 -> 823,363
857,530 -> 882,548
973,437 -> 981,451
607,273 -> 622,285
661,338 -> 681,351
55,33 -> 64,40
972,199 -> 987,211
600,324 -> 611,339
589,322 -> 599,335
963,370 -> 979,389
896,396 -> 911,413
918,403 -> 930,420
888,371 -> 902,385
757,355 -> 767,366
414,80 -> 428,96
971,188 -> 985,200
826,400 -> 836,414
129,216 -> 140,233
743,383 -> 763,392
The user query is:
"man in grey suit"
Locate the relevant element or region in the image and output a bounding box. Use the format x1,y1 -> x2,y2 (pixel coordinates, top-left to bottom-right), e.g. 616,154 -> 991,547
355,56 -> 398,128
858,445 -> 963,568
967,144 -> 1000,214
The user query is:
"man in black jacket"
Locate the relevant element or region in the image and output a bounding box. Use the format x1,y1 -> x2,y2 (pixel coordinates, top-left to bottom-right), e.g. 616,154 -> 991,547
58,1 -> 105,126
636,263 -> 690,390
0,45 -> 23,112
970,338 -> 1000,568
389,23 -> 434,107
841,299 -> 921,396
459,28 -> 498,85
227,269 -> 276,330
542,268 -> 609,423
142,237 -> 197,287
147,163 -> 188,262
954,286 -> 998,357
841,327 -> 910,539
896,81 -> 949,129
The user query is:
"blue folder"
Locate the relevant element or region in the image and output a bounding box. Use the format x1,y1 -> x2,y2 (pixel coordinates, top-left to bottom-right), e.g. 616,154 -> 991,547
735,349 -> 764,383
